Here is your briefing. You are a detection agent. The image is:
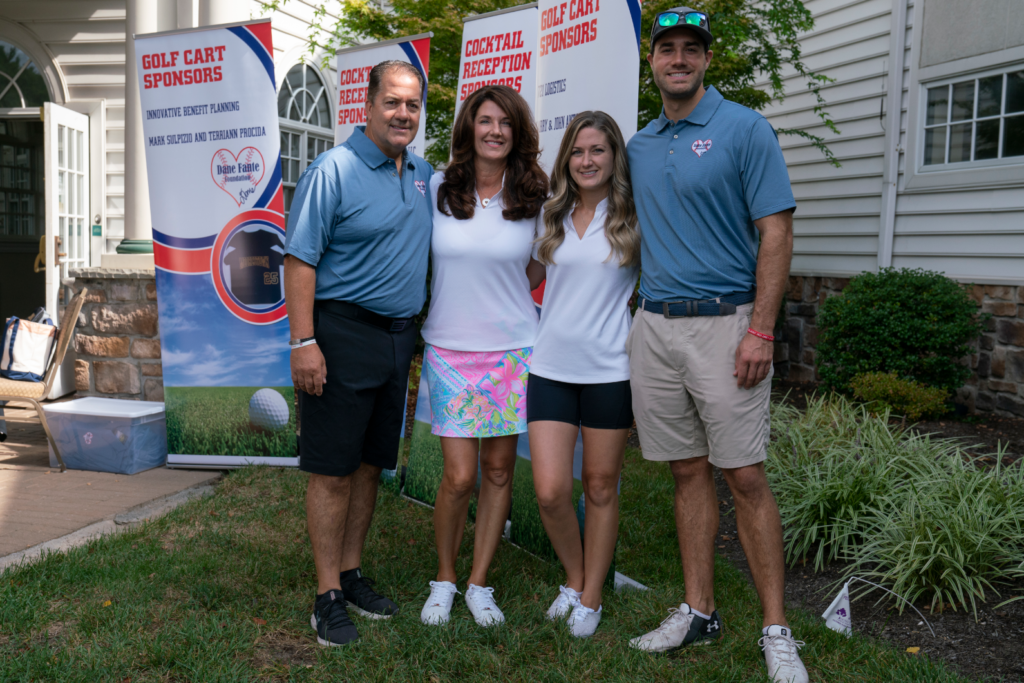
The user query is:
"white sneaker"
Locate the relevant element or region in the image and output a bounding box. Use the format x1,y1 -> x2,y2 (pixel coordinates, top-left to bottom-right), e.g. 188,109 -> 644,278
628,603 -> 722,652
546,585 -> 582,621
759,625 -> 809,683
567,603 -> 602,638
420,581 -> 460,625
465,584 -> 505,627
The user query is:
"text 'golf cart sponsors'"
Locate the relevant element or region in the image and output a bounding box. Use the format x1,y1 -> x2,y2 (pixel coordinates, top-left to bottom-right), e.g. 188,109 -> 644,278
539,0 -> 599,56
460,30 -> 532,100
141,46 -> 227,89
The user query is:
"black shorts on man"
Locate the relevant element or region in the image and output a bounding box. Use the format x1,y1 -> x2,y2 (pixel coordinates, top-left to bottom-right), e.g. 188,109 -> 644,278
526,374 -> 633,430
298,301 -> 416,477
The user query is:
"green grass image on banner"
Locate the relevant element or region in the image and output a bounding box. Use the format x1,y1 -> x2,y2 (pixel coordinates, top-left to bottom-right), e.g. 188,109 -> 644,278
165,386 -> 296,458
404,420 -> 444,505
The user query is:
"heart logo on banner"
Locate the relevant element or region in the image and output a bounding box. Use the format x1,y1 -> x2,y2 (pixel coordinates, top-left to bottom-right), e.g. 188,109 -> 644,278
691,139 -> 712,157
211,147 -> 266,207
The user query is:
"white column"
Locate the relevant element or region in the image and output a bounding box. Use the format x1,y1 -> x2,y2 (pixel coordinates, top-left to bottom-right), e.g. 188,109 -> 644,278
111,0 -> 178,261
198,0 -> 248,26
177,0 -> 198,29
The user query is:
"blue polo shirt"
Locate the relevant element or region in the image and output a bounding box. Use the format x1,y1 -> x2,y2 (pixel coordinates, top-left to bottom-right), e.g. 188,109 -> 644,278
284,127 -> 433,318
627,86 -> 795,302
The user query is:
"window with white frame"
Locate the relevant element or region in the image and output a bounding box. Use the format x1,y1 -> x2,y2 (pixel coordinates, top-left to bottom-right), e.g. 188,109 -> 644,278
923,68 -> 1024,167
278,63 -> 334,223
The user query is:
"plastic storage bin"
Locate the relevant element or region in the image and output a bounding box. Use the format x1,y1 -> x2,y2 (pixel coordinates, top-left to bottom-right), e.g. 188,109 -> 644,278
43,398 -> 167,474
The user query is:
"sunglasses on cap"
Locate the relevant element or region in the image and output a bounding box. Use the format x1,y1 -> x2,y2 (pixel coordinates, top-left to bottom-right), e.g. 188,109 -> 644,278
656,10 -> 709,31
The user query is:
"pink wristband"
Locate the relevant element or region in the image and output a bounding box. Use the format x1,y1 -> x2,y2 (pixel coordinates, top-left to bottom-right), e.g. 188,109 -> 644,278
747,328 -> 775,342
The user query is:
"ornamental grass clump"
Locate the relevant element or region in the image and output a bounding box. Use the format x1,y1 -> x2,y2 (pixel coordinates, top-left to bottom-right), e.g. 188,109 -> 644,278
768,393 -> 1024,617
768,395 -> 918,570
844,451 -> 1024,617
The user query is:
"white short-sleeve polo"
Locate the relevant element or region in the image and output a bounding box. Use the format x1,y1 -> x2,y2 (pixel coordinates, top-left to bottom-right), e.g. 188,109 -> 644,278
530,199 -> 639,383
420,171 -> 540,352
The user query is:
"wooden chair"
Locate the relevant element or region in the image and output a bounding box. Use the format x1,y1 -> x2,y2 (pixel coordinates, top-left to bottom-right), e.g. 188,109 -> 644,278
0,288 -> 88,472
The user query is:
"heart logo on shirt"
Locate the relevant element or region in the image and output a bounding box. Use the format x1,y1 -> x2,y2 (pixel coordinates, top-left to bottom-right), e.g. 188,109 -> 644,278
691,139 -> 712,157
211,147 -> 265,207
415,180 -> 426,197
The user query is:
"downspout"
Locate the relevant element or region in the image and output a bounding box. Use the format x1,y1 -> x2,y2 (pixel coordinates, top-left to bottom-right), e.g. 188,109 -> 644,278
878,0 -> 910,269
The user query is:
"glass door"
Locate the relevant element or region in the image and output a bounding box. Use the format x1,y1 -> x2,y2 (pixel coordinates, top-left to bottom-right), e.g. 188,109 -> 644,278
43,102 -> 89,398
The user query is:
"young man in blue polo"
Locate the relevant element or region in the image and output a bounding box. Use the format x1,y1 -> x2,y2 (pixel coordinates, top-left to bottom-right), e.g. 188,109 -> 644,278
625,8 -> 808,682
283,60 -> 432,647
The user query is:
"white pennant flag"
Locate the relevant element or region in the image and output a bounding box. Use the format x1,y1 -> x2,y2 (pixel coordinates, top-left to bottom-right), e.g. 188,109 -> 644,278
822,581 -> 852,636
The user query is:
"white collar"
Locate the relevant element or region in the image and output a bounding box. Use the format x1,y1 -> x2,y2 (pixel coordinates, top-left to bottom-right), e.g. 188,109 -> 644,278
564,197 -> 610,237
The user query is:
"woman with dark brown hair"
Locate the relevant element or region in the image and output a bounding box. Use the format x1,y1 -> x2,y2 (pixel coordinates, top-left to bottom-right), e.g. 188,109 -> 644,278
418,85 -> 548,627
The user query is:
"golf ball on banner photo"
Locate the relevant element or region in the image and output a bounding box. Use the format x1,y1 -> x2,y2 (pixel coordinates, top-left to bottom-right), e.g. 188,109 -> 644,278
249,388 -> 290,431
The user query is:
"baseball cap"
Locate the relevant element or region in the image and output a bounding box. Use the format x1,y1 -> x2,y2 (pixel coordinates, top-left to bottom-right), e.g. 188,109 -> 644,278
650,7 -> 714,52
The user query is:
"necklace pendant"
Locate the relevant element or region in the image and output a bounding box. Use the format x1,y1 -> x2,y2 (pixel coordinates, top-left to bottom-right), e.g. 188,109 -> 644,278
481,197 -> 490,207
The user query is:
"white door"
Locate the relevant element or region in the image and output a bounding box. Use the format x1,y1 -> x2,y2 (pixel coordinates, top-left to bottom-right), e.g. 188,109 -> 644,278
44,103 -> 90,399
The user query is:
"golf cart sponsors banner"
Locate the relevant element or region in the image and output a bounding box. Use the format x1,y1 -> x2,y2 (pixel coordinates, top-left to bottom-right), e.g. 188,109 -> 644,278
454,4 -> 539,122
335,34 -> 432,158
136,19 -> 297,468
536,0 -> 642,169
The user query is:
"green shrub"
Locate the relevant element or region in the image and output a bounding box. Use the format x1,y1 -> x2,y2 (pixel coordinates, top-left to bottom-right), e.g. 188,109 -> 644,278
816,268 -> 986,394
850,371 -> 950,421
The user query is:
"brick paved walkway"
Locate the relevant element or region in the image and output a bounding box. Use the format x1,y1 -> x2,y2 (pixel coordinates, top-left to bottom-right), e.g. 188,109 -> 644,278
0,402 -> 219,558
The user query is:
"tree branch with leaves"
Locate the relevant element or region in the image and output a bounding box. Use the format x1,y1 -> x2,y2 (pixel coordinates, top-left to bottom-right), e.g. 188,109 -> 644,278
261,0 -> 840,168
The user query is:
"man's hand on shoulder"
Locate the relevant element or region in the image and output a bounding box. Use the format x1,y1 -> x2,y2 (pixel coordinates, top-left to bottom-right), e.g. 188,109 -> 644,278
292,344 -> 327,396
733,332 -> 773,389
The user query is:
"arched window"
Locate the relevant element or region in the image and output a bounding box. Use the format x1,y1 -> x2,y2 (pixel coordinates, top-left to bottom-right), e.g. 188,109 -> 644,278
278,64 -> 333,223
0,41 -> 48,239
0,40 -> 48,108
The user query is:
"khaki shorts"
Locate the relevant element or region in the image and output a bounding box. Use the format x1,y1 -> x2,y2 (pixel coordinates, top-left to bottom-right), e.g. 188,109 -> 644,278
625,302 -> 772,469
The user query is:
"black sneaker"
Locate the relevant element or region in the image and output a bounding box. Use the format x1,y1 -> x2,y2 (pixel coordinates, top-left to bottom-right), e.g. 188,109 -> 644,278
311,589 -> 359,646
629,603 -> 723,652
341,568 -> 399,619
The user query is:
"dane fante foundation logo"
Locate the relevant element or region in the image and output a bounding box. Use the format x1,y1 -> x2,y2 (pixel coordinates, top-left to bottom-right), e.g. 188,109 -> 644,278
691,139 -> 712,157
211,147 -> 265,207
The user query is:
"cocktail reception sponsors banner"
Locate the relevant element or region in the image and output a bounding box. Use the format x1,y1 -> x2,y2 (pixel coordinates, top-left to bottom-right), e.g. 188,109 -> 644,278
536,0 -> 642,169
334,33 -> 432,158
455,4 -> 539,121
136,18 -> 297,468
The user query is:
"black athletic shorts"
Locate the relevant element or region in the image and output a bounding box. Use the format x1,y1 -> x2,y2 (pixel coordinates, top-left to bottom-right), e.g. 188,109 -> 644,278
526,373 -> 634,430
298,302 -> 416,477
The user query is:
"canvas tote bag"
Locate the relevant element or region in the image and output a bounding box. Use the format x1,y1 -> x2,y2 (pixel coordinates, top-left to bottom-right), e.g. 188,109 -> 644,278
1,315 -> 57,382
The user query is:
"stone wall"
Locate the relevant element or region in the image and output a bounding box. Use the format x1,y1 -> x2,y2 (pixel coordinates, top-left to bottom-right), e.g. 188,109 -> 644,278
772,276 -> 851,385
68,268 -> 162,401
772,276 -> 1024,419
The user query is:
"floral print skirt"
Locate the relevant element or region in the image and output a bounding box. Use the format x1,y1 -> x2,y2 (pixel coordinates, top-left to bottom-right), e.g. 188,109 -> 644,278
423,344 -> 531,438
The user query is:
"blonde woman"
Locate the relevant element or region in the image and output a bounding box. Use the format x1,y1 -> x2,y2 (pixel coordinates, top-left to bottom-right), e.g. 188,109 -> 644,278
525,111 -> 640,637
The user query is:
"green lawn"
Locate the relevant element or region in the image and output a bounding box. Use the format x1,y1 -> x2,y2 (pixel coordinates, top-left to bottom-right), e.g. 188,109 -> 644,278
0,450 -> 967,682
165,386 -> 296,458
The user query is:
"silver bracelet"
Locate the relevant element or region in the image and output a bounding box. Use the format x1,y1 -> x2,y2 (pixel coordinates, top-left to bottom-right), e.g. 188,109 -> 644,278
289,338 -> 317,349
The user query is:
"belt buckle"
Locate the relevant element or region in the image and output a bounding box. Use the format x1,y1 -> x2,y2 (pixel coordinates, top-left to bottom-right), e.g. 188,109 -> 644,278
662,301 -> 692,319
389,319 -> 407,333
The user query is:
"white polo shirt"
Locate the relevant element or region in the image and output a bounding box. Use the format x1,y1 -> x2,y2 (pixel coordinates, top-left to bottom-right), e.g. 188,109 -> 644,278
420,171 -> 540,352
530,199 -> 639,383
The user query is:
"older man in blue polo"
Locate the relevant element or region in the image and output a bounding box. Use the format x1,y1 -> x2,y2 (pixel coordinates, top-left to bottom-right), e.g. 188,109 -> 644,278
283,60 -> 432,647
625,8 -> 808,683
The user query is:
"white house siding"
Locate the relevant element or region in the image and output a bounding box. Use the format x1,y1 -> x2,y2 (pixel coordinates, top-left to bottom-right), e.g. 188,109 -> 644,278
763,0 -> 1024,286
759,0 -> 903,278
0,0 -> 340,255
